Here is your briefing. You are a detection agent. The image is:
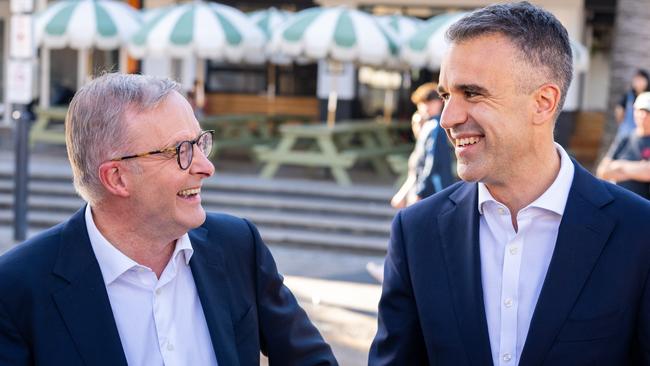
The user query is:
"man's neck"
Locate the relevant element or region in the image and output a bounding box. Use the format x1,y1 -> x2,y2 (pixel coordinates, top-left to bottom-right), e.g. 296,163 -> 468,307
485,143 -> 561,230
90,205 -> 177,278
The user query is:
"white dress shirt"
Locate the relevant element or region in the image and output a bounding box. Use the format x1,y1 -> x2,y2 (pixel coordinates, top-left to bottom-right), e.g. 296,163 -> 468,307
478,143 -> 574,366
85,205 -> 218,366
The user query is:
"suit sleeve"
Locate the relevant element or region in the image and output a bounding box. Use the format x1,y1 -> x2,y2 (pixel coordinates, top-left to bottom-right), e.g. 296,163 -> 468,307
368,212 -> 428,365
243,219 -> 338,366
0,299 -> 30,365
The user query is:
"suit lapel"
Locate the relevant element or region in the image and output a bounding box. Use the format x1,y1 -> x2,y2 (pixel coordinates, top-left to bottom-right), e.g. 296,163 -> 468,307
189,227 -> 240,366
51,207 -> 127,366
520,164 -> 615,366
438,183 -> 494,366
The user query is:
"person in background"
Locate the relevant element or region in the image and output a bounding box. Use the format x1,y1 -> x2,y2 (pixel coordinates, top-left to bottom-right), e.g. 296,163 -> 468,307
367,83 -> 455,283
188,79 -> 206,120
614,69 -> 650,141
0,73 -> 337,366
597,91 -> 650,199
370,2 -> 650,365
391,82 -> 455,209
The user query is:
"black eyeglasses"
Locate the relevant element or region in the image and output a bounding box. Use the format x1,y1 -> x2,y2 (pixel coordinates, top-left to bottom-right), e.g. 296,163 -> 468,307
110,130 -> 214,170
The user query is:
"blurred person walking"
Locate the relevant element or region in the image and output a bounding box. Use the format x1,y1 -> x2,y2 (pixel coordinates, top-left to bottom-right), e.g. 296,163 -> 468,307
370,2 -> 650,365
0,73 -> 337,366
597,91 -> 650,199
368,83 -> 455,283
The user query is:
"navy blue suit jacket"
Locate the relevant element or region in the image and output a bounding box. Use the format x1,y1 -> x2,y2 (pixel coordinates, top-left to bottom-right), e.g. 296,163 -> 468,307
369,162 -> 650,365
0,209 -> 337,366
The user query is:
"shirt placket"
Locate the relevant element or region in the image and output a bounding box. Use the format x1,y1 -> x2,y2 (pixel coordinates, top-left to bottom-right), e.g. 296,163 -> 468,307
498,210 -> 524,366
152,256 -> 181,365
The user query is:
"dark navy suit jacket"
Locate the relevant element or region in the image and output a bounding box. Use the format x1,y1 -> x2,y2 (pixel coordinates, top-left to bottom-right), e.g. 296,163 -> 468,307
0,209 -> 337,366
369,162 -> 650,365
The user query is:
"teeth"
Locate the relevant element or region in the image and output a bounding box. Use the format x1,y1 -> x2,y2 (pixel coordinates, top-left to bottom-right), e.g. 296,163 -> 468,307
456,136 -> 480,147
178,188 -> 200,197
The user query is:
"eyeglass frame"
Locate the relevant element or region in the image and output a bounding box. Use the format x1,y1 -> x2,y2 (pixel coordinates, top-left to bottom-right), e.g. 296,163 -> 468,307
109,130 -> 215,170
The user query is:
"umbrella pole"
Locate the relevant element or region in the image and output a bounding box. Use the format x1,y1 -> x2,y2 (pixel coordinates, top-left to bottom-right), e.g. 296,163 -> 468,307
77,49 -> 89,89
383,88 -> 394,123
40,47 -> 50,109
326,61 -> 340,128
118,47 -> 128,73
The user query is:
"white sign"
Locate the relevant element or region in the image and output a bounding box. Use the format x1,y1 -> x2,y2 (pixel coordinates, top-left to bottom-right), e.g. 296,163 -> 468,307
317,60 -> 356,100
10,0 -> 34,13
10,15 -> 34,59
7,60 -> 34,104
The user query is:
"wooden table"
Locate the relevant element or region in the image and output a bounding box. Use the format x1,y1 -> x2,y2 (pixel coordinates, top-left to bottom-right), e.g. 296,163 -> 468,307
30,106 -> 68,146
200,114 -> 313,157
255,121 -> 413,185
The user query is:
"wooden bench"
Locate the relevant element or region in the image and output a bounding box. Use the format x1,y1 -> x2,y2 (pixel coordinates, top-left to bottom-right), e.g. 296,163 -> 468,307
30,106 -> 68,147
255,121 -> 413,185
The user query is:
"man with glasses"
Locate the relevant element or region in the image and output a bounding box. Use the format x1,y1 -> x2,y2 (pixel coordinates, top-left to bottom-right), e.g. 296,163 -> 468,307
0,73 -> 337,366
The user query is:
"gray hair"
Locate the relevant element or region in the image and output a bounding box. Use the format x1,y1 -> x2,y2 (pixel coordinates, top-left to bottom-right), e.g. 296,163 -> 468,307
65,73 -> 180,205
446,1 -> 573,114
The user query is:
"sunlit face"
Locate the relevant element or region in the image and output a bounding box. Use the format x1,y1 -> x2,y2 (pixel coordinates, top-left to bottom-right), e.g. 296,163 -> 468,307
437,34 -> 537,185
634,108 -> 650,135
632,75 -> 649,94
122,91 -> 215,237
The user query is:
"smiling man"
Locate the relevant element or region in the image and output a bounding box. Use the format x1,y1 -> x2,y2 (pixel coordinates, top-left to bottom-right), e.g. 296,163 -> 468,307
0,73 -> 337,366
369,2 -> 650,366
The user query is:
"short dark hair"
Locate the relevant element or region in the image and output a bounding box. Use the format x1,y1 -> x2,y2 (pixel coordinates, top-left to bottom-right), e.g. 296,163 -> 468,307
446,1 -> 573,113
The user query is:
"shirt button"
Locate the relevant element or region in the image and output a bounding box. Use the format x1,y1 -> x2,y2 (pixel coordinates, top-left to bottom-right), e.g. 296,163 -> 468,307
502,353 -> 512,362
509,246 -> 519,255
497,207 -> 506,215
167,343 -> 174,351
504,298 -> 514,308
155,288 -> 162,296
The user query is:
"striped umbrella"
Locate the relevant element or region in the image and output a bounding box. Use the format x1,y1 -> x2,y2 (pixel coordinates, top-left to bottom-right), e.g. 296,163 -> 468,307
269,6 -> 399,67
402,11 -> 590,73
400,12 -> 466,70
376,14 -> 423,44
34,0 -> 141,50
129,1 -> 265,63
248,7 -> 294,65
248,7 -> 291,40
34,0 -> 141,107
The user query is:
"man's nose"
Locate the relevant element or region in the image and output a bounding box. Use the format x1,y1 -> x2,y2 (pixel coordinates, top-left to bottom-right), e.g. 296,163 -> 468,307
190,146 -> 215,177
439,96 -> 467,130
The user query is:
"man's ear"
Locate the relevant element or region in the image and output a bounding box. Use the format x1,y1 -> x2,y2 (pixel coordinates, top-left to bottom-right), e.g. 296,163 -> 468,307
98,161 -> 130,198
532,83 -> 561,126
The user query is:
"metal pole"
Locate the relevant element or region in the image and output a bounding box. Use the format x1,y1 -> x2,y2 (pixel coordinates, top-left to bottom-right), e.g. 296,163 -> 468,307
13,106 -> 30,241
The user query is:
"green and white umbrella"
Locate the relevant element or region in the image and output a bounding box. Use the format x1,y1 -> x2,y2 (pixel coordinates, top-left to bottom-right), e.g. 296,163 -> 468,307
129,1 -> 265,63
34,0 -> 141,50
376,14 -> 422,44
400,12 -> 466,70
248,7 -> 291,40
269,6 -> 399,67
269,6 -> 400,125
248,7 -> 294,64
34,0 -> 141,107
402,11 -> 590,72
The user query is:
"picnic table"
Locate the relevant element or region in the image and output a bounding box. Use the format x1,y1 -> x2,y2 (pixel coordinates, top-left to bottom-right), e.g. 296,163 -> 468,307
30,106 -> 68,146
200,113 -> 312,157
254,121 -> 413,185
